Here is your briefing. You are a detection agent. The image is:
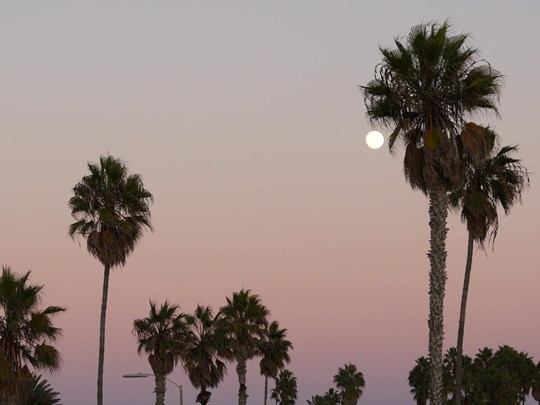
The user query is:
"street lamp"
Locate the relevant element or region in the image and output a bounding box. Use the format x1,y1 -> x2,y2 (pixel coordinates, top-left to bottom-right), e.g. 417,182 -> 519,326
122,372 -> 183,405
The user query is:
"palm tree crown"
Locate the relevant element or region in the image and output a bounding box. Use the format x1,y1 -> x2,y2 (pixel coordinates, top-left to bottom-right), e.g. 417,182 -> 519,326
68,154 -> 153,268
333,363 -> 365,405
270,369 -> 297,405
451,143 -> 529,246
361,21 -> 502,193
0,266 -> 66,403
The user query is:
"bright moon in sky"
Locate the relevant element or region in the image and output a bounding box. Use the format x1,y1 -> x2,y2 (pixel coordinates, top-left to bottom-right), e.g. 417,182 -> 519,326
366,131 -> 384,149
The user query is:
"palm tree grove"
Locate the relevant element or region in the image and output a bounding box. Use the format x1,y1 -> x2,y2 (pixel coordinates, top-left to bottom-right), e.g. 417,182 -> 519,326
1,17 -> 537,405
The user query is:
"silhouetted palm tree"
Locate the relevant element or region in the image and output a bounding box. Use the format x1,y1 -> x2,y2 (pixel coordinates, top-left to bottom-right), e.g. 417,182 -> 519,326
408,357 -> 430,405
333,363 -> 365,405
133,301 -> 187,405
271,369 -> 297,405
361,21 -> 503,405
0,267 -> 66,405
218,289 -> 269,405
450,142 -> 528,403
68,155 -> 153,405
182,305 -> 228,405
532,362 -> 540,404
259,321 -> 293,405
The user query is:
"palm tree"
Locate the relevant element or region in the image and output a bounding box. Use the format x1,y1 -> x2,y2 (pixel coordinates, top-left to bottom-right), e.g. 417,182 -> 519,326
0,267 -> 66,405
133,301 -> 187,405
361,21 -> 503,405
307,395 -> 337,405
408,357 -> 430,405
450,142 -> 528,404
23,373 -> 62,405
333,363 -> 365,405
270,369 -> 297,405
259,321 -> 293,405
182,305 -> 228,405
218,289 -> 269,405
532,362 -> 540,404
68,154 -> 153,405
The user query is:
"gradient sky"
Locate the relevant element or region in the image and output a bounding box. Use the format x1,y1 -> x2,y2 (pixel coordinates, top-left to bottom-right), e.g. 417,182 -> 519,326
1,2 -> 539,404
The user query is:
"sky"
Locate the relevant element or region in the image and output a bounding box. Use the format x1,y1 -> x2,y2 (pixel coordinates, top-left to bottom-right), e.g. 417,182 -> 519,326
1,1 -> 539,404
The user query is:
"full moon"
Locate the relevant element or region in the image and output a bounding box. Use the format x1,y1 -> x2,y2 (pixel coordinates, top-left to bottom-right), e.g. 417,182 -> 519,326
365,130 -> 384,149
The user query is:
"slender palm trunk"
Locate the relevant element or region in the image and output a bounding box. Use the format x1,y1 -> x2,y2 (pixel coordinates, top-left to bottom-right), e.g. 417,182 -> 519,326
97,264 -> 111,405
455,232 -> 474,405
264,375 -> 268,405
236,357 -> 248,405
427,185 -> 448,405
154,373 -> 166,405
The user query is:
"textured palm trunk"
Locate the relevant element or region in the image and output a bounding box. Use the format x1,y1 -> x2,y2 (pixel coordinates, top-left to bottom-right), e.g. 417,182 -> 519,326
97,264 -> 111,405
236,357 -> 248,405
264,375 -> 268,405
154,373 -> 166,405
427,185 -> 448,405
455,232 -> 474,405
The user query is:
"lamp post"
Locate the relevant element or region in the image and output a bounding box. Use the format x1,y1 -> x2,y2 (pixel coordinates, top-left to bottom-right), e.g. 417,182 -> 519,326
122,373 -> 183,405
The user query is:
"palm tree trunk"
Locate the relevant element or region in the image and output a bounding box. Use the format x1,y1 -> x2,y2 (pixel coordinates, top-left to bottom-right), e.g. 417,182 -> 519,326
427,185 -> 448,405
236,357 -> 248,405
97,264 -> 111,405
154,373 -> 166,405
455,232 -> 474,405
264,375 -> 268,405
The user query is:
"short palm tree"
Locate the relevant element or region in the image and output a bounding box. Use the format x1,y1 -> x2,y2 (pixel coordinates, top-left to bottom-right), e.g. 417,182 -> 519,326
450,143 -> 528,404
0,267 -> 66,405
182,305 -> 228,405
361,21 -> 503,405
259,321 -> 293,405
270,369 -> 297,405
218,289 -> 269,405
68,155 -> 153,405
532,362 -> 540,404
333,363 -> 365,405
408,357 -> 430,405
307,395 -> 337,405
133,301 -> 187,405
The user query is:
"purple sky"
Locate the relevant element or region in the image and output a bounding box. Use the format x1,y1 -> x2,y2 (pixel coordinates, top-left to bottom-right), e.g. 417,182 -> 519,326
1,2 -> 539,404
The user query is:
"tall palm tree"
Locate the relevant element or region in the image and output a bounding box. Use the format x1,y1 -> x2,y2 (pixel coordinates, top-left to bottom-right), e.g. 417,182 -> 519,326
133,301 -> 187,405
361,21 -> 503,405
182,305 -> 228,405
218,289 -> 269,405
68,155 -> 153,405
450,143 -> 528,404
333,363 -> 365,405
270,369 -> 297,405
0,266 -> 66,405
408,357 -> 430,405
259,321 -> 293,405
